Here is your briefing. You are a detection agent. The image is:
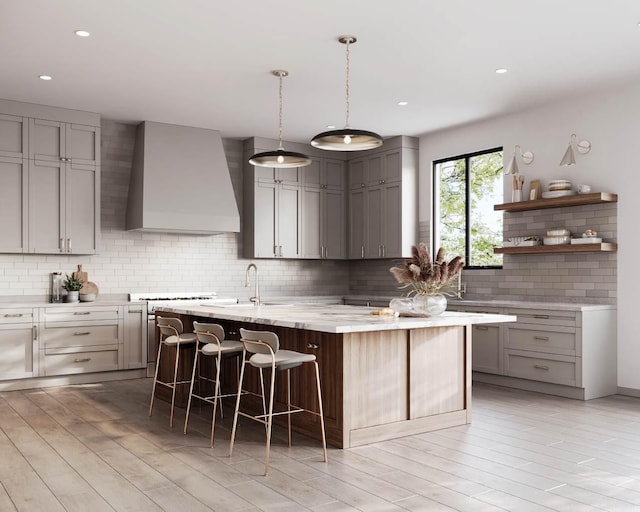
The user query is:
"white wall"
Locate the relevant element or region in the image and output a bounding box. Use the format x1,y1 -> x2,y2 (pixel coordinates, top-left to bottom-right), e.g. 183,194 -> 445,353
419,80 -> 640,390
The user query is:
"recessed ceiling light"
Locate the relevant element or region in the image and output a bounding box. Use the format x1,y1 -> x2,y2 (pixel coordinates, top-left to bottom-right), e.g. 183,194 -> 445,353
326,125 -> 336,129
74,30 -> 90,37
397,101 -> 409,106
39,75 -> 52,81
495,68 -> 508,74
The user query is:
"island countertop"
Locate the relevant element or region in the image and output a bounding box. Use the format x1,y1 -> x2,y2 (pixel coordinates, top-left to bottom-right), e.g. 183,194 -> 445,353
154,303 -> 516,333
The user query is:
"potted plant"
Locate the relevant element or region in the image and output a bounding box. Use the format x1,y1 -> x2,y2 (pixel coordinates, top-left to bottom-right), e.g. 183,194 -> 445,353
63,273 -> 84,303
389,243 -> 464,316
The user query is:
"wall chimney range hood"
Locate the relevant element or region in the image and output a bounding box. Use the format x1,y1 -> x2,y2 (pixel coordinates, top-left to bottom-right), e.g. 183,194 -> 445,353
126,121 -> 240,234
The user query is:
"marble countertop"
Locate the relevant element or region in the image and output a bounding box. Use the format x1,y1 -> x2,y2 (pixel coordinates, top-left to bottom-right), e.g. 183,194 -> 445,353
155,303 -> 516,334
344,295 -> 616,311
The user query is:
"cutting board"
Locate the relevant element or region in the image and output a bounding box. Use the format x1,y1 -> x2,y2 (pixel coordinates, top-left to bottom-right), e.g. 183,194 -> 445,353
74,265 -> 97,294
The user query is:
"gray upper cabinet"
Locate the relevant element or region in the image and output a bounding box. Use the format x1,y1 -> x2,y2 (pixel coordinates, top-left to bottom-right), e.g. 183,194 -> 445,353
244,137 -> 347,260
0,99 -> 100,255
29,119 -> 100,167
301,157 -> 346,259
347,136 -> 418,259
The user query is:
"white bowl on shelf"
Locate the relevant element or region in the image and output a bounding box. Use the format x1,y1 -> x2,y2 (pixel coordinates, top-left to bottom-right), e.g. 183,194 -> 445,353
543,235 -> 571,245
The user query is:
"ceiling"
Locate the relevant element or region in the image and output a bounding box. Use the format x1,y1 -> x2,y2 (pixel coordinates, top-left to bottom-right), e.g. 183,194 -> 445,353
3,0 -> 640,144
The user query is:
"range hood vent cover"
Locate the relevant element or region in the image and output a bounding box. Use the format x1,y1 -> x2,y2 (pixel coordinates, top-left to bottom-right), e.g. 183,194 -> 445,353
126,121 -> 240,234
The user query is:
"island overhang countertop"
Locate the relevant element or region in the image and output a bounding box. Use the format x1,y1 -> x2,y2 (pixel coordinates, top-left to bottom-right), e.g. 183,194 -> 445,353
154,303 -> 516,333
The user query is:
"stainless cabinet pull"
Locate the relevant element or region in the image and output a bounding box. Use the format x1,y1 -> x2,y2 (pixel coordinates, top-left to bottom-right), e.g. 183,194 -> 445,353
4,313 -> 23,318
475,326 -> 489,331
274,245 -> 278,257
382,245 -> 386,257
534,336 -> 550,341
279,245 -> 283,257
67,238 -> 72,252
60,238 -> 65,252
325,247 -> 328,259
361,246 -> 365,259
128,309 -> 142,314
378,245 -> 382,257
533,314 -> 550,319
307,343 -> 320,349
74,331 -> 91,336
73,312 -> 91,315
33,325 -> 37,340
74,357 -> 91,363
533,364 -> 550,371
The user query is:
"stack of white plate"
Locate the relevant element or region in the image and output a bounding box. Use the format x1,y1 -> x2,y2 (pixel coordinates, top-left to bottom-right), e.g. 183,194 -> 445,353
548,179 -> 572,191
543,228 -> 571,245
541,179 -> 575,199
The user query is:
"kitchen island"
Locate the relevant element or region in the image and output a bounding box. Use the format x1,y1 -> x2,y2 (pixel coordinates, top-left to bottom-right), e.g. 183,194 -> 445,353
156,303 -> 515,448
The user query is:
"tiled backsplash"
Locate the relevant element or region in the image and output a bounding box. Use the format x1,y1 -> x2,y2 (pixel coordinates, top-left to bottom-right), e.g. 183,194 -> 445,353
0,121 -> 616,304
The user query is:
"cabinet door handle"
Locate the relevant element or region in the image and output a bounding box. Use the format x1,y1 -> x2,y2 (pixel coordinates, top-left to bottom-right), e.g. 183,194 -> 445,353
534,336 -> 550,341
73,312 -> 91,315
74,331 -> 91,336
307,343 -> 320,349
74,357 -> 91,363
382,245 -> 386,257
325,247 -> 328,259
475,326 -> 489,331
361,246 -> 365,259
279,246 -> 283,257
361,183 -> 365,188
4,313 -> 23,318
533,314 -> 550,319
378,245 -> 382,257
381,179 -> 386,184
128,309 -> 142,314
60,238 -> 65,252
274,245 -> 278,257
33,325 -> 38,340
67,238 -> 72,252
533,364 -> 550,371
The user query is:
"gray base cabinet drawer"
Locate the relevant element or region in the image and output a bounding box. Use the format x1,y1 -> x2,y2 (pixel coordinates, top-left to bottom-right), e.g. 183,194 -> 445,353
0,309 -> 35,324
42,325 -> 119,349
42,348 -> 119,376
506,324 -> 577,356
506,309 -> 577,328
505,349 -> 581,387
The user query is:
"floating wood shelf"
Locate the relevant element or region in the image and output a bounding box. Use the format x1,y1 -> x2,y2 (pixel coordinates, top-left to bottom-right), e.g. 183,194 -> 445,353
494,192 -> 617,212
494,243 -> 617,255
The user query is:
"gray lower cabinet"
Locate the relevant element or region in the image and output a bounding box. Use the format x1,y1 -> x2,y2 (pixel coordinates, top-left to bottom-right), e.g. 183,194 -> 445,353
0,99 -> 101,255
0,308 -> 38,380
123,304 -> 148,369
460,304 -> 617,400
40,306 -> 122,376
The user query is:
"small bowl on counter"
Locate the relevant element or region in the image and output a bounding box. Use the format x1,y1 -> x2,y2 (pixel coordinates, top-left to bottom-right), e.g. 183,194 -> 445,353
79,293 -> 97,302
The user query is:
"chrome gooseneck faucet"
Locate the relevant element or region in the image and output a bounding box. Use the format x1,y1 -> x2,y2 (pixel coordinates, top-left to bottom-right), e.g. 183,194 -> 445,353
245,263 -> 260,306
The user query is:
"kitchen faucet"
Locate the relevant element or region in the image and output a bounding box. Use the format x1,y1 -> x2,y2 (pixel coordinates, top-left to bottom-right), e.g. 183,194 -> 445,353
245,263 -> 261,306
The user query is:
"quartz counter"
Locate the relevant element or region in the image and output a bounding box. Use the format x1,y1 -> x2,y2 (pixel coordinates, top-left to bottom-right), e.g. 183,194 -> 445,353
156,303 -> 515,448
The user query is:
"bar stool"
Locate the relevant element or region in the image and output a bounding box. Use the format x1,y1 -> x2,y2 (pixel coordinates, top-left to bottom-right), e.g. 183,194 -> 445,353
229,328 -> 327,476
148,316 -> 197,427
184,321 -> 244,446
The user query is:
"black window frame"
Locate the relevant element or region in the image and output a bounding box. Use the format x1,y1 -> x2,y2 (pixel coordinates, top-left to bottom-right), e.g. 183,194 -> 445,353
432,146 -> 503,270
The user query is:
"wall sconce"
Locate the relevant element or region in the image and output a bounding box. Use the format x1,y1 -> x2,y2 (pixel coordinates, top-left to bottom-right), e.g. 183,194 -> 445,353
504,145 -> 534,175
559,133 -> 591,166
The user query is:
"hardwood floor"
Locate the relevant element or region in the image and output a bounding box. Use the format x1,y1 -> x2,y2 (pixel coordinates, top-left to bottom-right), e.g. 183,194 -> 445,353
2,379 -> 640,511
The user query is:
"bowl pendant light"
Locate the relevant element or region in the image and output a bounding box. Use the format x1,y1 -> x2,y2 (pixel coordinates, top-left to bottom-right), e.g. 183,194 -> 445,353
249,70 -> 312,168
311,35 -> 383,151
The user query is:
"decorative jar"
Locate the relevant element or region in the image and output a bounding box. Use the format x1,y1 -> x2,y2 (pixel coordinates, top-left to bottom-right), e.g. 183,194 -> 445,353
412,293 -> 447,316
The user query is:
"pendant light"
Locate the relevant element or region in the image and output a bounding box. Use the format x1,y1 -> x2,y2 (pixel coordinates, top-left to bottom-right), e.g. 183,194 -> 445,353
249,70 -> 312,168
311,35 -> 383,151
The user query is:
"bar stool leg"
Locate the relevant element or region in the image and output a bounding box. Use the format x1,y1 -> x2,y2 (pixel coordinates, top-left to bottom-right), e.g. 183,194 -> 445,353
183,345 -> 200,434
169,342 -> 181,428
259,368 -> 268,433
264,362 -> 277,476
149,341 -> 163,417
286,368 -> 292,447
210,353 -> 223,447
314,361 -> 328,462
229,351 -> 247,457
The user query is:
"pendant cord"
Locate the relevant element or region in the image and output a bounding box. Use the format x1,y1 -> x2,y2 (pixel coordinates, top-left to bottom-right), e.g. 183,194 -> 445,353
278,73 -> 284,150
345,38 -> 351,129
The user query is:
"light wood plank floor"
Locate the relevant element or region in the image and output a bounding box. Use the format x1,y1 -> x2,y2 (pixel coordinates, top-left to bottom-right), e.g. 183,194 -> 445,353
2,379 -> 640,512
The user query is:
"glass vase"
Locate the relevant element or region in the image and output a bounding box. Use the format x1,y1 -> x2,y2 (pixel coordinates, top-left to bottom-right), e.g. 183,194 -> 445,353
412,293 -> 447,316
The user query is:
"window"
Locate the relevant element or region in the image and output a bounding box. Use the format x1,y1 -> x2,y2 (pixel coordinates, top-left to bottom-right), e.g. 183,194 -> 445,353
433,147 -> 503,268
